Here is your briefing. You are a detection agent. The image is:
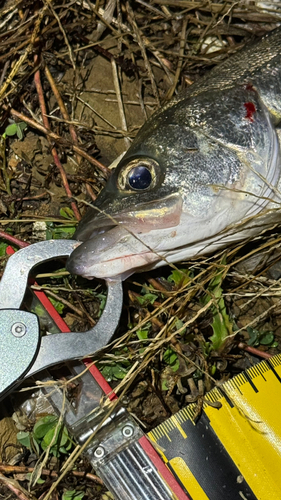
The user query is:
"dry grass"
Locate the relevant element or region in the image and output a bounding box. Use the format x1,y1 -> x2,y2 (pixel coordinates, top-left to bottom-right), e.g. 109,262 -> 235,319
1,0 -> 281,498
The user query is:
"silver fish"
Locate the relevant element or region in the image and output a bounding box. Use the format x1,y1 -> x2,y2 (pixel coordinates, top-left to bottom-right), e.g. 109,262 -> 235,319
67,28 -> 281,280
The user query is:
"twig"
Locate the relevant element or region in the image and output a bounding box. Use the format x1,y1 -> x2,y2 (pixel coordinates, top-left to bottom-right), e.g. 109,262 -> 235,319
31,285 -> 96,326
165,17 -> 188,100
5,106 -> 110,178
0,60 -> 9,87
111,58 -> 130,150
44,0 -> 76,71
0,230 -> 29,248
74,95 -> 118,129
86,183 -> 97,201
0,464 -> 103,485
0,5 -> 48,102
33,56 -> 81,221
238,343 -> 273,359
15,191 -> 49,202
80,0 -> 174,81
0,472 -> 36,500
126,2 -> 160,106
44,65 -> 82,165
147,278 -> 171,294
138,78 -> 148,120
135,0 -> 169,17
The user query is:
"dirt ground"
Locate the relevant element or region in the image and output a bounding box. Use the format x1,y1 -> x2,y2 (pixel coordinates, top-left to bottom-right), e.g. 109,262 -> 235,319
0,1 -> 281,498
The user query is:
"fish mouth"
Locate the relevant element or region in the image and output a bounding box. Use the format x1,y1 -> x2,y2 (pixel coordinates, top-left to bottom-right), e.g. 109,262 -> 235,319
66,193 -> 183,279
74,193 -> 183,241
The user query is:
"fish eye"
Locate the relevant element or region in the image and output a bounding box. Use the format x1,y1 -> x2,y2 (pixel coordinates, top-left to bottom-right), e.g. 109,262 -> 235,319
128,165 -> 152,190
118,158 -> 160,192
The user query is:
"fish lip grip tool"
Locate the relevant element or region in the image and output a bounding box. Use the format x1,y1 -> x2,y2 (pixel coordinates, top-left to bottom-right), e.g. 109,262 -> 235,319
0,239 -> 123,399
0,240 -> 187,500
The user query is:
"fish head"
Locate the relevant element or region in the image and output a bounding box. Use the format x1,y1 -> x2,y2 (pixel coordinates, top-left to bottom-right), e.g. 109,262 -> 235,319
67,86 -> 279,280
66,108 -> 193,279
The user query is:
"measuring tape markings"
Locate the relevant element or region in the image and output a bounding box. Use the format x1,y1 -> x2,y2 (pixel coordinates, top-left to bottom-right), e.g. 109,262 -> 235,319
148,355 -> 281,500
206,356 -> 281,498
150,408 -> 257,500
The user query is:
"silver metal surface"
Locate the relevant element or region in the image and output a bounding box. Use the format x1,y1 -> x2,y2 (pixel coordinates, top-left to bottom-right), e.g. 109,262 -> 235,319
94,447 -> 105,458
0,239 -> 123,394
0,310 -> 39,396
74,405 -> 173,500
97,441 -> 174,500
122,424 -> 134,437
0,240 -> 77,309
11,322 -> 27,337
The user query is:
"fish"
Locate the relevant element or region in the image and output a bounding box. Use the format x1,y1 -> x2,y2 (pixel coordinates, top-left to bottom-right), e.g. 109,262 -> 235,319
67,27 -> 281,280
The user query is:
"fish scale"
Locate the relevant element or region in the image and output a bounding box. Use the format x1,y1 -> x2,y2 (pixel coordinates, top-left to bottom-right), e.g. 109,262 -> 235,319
67,27 -> 281,280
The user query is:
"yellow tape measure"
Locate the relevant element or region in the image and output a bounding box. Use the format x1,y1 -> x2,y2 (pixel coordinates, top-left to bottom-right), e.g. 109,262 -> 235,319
148,354 -> 281,500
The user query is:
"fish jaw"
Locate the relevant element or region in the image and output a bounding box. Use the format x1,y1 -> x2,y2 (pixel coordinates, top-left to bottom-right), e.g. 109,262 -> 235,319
66,193 -> 183,279
66,229 -> 160,280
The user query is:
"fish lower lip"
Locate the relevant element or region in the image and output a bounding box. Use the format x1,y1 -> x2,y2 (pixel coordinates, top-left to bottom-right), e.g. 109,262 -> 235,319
105,251 -> 149,263
66,223 -> 161,279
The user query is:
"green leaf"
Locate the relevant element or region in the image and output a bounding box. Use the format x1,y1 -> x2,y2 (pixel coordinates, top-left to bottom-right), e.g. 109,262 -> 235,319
0,241 -> 9,256
33,415 -> 58,439
247,327 -> 259,346
137,293 -> 158,306
5,122 -> 27,140
62,490 -> 85,500
49,296 -> 65,314
26,473 -> 45,484
101,363 -> 129,381
259,331 -> 275,346
96,293 -> 107,317
46,222 -> 76,240
247,328 -> 277,347
18,122 -> 27,132
210,364 -> 217,376
111,364 -> 129,379
17,127 -> 23,140
170,359 -> 180,372
209,299 -> 232,351
17,432 -> 40,454
161,379 -> 169,391
174,319 -> 186,336
17,431 -> 32,449
203,257 -> 232,351
42,425 -> 69,448
167,269 -> 190,287
101,365 -> 114,382
60,207 -> 76,220
5,124 -> 18,136
136,329 -> 149,340
163,348 -> 180,372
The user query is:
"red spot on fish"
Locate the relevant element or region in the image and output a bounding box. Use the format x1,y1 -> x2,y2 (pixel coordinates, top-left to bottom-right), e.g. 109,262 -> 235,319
244,102 -> 256,122
245,83 -> 255,92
